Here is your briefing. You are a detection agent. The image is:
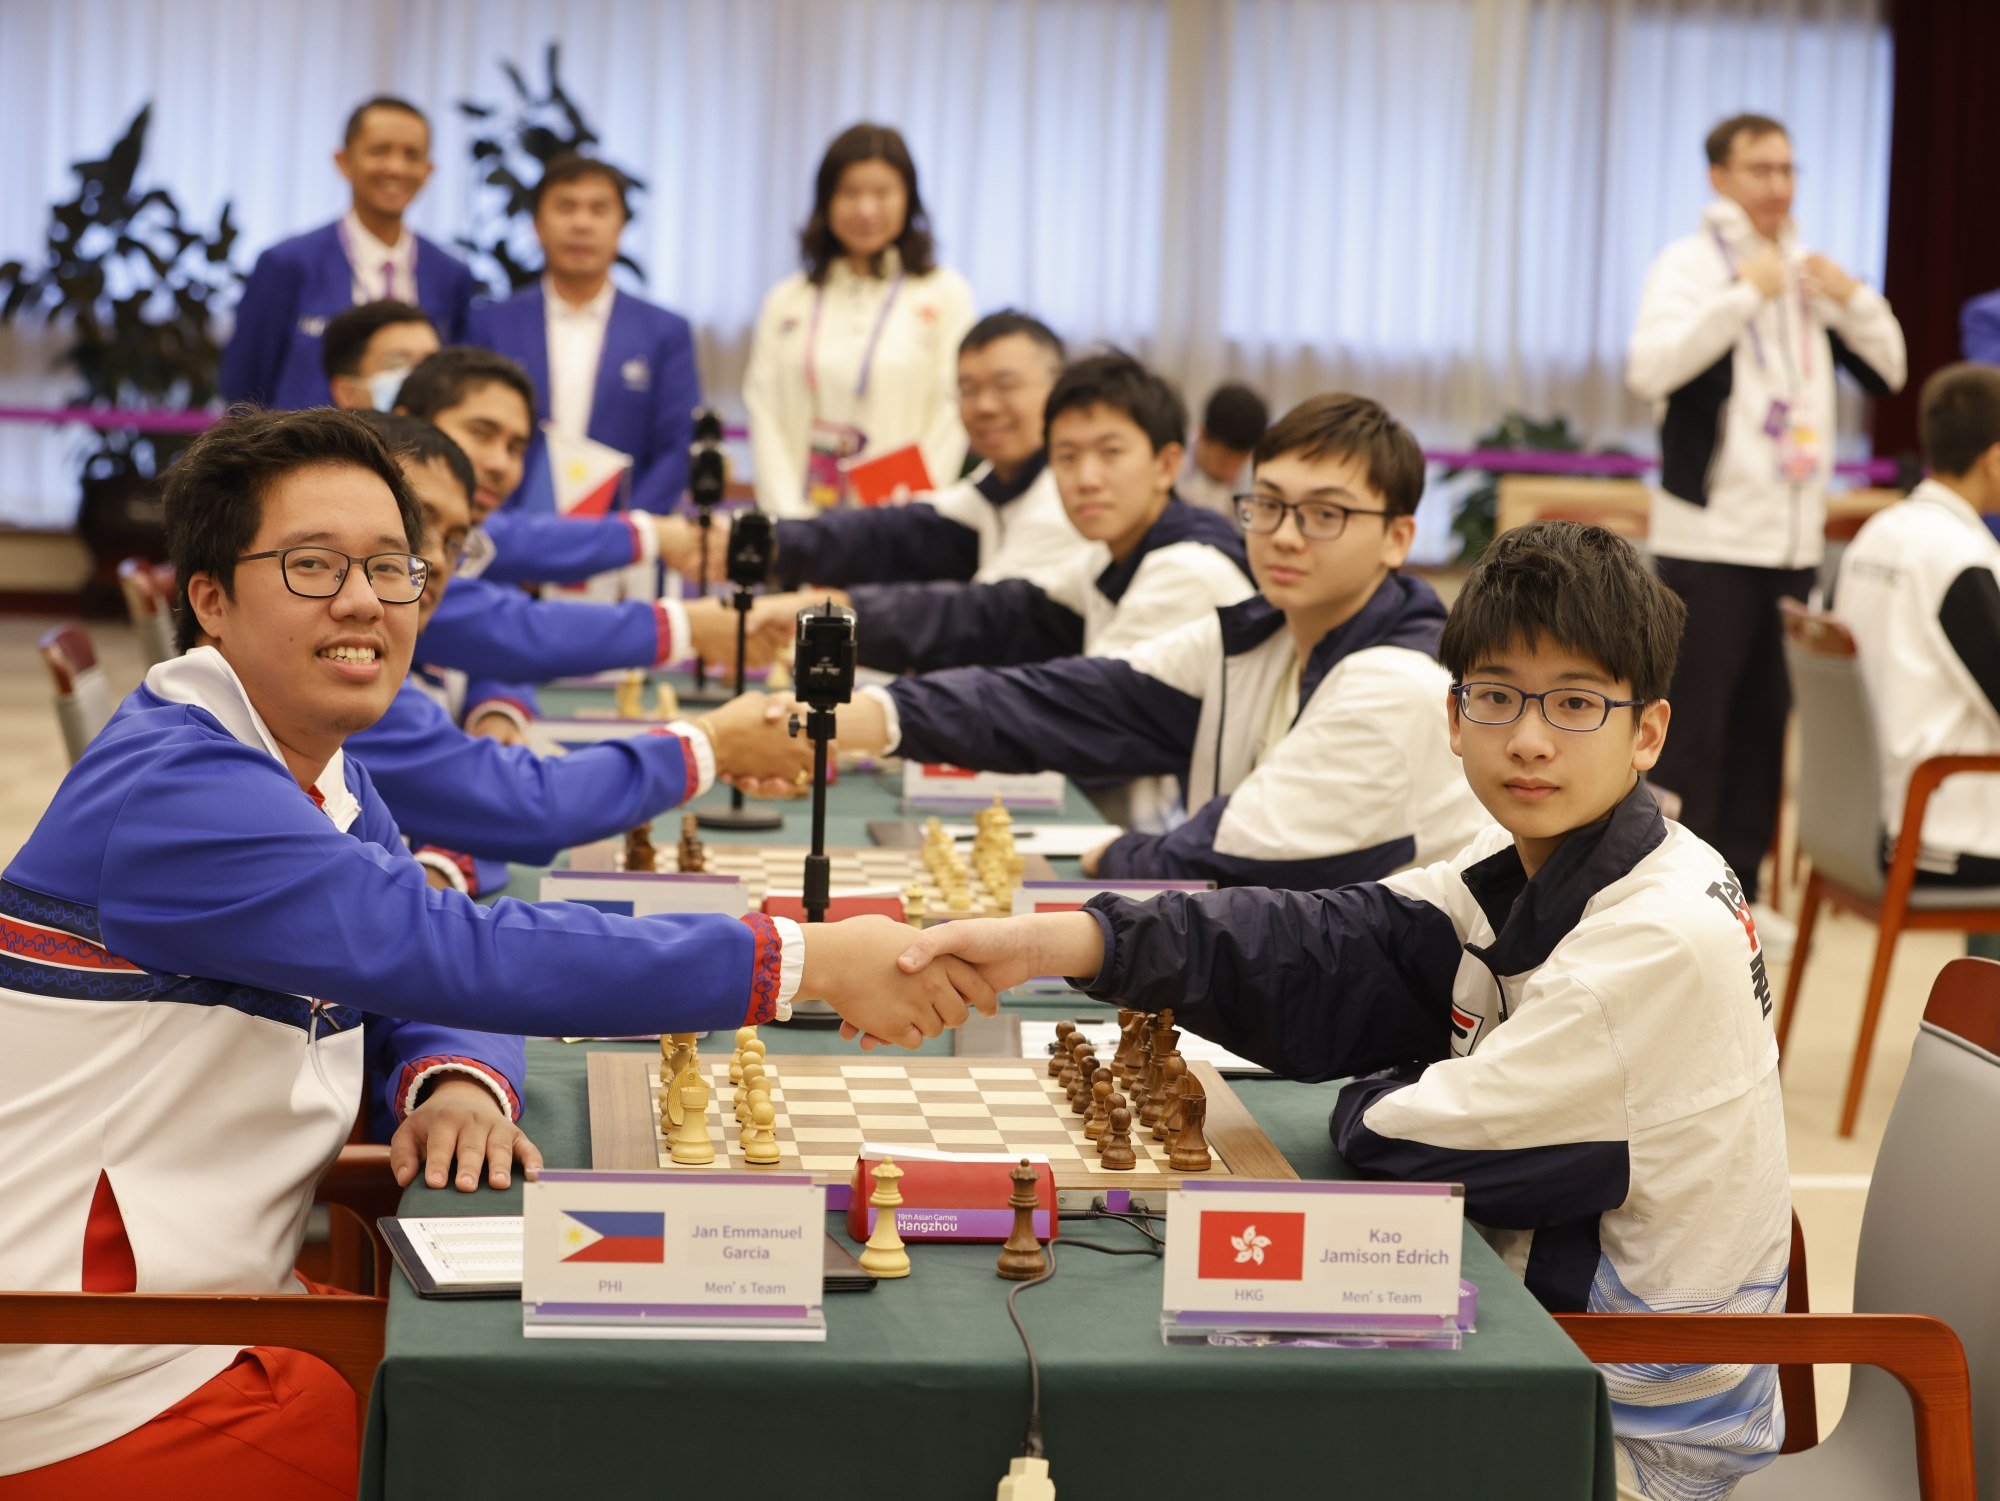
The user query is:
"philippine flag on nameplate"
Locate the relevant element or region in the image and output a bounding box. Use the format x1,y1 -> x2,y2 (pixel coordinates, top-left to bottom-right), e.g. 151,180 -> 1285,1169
545,425 -> 633,519
1195,1209 -> 1305,1280
557,1209 -> 666,1263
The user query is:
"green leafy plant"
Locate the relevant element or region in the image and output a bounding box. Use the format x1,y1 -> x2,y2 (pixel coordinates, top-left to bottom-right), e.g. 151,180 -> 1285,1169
1444,413 -> 1620,564
0,104 -> 240,490
456,43 -> 649,294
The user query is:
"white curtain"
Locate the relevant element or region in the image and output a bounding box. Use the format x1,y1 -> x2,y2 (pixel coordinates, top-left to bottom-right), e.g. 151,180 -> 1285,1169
0,0 -> 1890,537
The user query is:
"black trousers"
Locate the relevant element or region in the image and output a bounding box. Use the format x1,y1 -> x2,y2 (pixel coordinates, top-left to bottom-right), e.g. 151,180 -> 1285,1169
1649,557 -> 1816,903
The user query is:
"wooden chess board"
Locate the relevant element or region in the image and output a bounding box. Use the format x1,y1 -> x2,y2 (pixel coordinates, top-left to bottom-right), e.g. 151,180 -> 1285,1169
587,1052 -> 1296,1206
579,841 -> 1060,921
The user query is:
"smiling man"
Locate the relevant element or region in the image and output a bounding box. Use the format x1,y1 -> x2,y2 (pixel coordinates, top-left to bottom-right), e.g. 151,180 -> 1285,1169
221,96 -> 478,410
0,408 -> 991,1495
902,520 -> 1792,1499
465,154 -> 702,516
746,393 -> 1488,886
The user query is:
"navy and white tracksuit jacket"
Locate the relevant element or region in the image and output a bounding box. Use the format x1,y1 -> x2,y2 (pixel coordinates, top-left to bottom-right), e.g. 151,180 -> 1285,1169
771,455 -> 1095,591
1076,783 -> 1791,1498
352,675 -> 717,898
0,649 -> 794,1472
868,573 -> 1490,887
845,496 -> 1253,675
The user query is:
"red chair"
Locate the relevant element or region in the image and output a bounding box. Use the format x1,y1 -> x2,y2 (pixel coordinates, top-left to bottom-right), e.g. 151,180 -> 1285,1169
37,622 -> 115,762
116,556 -> 178,667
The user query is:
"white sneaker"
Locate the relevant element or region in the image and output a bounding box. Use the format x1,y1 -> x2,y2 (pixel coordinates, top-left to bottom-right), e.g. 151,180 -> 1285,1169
1749,903 -> 1796,962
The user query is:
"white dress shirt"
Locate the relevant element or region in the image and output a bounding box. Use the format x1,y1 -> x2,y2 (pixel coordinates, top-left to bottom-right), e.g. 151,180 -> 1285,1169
341,210 -> 417,304
543,276 -> 617,439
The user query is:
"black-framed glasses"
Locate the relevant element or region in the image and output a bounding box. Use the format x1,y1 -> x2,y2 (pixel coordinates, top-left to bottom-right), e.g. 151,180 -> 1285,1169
238,546 -> 428,604
1234,493 -> 1391,541
1451,682 -> 1645,733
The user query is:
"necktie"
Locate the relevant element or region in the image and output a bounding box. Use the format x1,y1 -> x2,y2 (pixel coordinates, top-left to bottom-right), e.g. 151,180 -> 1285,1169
383,259 -> 397,300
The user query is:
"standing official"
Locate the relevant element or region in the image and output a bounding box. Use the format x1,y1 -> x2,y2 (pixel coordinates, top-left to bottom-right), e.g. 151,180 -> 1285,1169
1627,113 -> 1905,931
222,97 -> 477,410
465,155 -> 702,516
743,123 -> 976,516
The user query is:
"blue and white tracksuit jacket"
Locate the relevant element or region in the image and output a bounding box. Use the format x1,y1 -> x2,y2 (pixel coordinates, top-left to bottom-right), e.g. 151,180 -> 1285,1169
844,496 -> 1252,675
771,456 -> 1094,592
418,574 -> 691,683
867,574 -> 1490,887
1075,783 -> 1791,1498
352,675 -> 716,898
0,648 -> 795,1473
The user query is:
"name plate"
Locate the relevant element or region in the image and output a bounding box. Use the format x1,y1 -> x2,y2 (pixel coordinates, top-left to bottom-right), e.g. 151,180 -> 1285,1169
539,869 -> 748,919
902,762 -> 1066,812
1162,1180 -> 1465,1348
523,1169 -> 825,1340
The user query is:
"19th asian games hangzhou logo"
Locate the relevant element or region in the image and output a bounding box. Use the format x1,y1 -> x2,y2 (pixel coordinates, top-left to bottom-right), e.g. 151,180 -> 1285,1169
1196,1210 -> 1306,1280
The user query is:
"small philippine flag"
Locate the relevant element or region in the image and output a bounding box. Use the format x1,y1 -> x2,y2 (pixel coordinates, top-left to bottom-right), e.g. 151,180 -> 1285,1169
558,1209 -> 666,1264
1196,1209 -> 1306,1281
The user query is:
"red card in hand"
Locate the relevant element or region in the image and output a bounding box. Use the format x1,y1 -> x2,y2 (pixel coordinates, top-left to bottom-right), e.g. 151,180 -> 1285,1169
842,443 -> 933,507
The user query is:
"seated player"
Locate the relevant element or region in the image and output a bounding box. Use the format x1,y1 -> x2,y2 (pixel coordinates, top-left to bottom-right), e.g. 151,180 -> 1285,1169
756,393 -> 1489,884
744,310 -> 1092,591
346,411 -> 808,898
904,520 -> 1791,1497
1180,380 -> 1270,519
0,408 -> 989,1495
746,351 -> 1254,672
394,349 -> 761,687
1833,362 -> 2000,888
321,297 -> 442,411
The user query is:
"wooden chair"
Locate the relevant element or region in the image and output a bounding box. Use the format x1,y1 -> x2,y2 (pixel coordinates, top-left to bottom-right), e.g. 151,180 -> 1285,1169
1775,601 -> 2000,1135
37,622 -> 115,762
1559,958 -> 2000,1499
116,556 -> 178,668
0,1145 -> 402,1426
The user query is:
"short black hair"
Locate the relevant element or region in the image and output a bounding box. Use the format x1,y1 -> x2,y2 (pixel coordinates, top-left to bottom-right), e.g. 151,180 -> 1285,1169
343,95 -> 429,149
800,123 -> 936,284
1202,383 -> 1270,453
320,299 -> 436,382
396,346 -> 537,425
531,152 -> 633,220
1919,362 -> 2000,478
960,309 -> 1064,365
1253,393 -> 1425,518
165,407 -> 422,652
351,410 -> 477,507
1705,113 -> 1787,167
1044,351 -> 1186,455
1439,520 -> 1686,704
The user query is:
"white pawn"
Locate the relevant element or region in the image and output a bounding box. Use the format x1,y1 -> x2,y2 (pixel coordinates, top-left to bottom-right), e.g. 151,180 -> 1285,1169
730,1025 -> 757,1086
742,1097 -> 781,1166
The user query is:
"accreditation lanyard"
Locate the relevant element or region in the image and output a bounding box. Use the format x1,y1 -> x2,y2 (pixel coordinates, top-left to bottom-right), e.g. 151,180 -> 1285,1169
803,272 -> 905,410
1709,228 -> 1813,385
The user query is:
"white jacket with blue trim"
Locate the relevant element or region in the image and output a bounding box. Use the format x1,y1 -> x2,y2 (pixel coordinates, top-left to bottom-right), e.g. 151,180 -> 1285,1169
1075,783 -> 1791,1499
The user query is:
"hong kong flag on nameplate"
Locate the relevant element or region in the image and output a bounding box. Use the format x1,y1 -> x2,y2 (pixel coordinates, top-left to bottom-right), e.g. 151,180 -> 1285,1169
1196,1210 -> 1305,1280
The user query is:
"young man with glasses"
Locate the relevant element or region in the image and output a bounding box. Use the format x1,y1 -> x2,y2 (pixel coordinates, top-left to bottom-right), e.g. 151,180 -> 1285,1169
731,394 -> 1488,887
1627,112 -> 1905,948
903,519 -> 1792,1500
0,408 -> 991,1494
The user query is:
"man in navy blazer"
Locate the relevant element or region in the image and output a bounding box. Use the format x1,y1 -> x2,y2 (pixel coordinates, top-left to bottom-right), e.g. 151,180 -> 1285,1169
465,154 -> 701,516
221,97 -> 478,411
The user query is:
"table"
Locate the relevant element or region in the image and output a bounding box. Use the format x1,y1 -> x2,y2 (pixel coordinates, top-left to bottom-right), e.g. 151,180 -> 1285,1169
366,703 -> 1615,1498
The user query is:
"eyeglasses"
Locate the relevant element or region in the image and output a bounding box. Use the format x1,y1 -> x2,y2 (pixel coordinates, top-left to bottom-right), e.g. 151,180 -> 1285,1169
1452,682 -> 1644,733
1234,494 -> 1390,541
238,546 -> 429,604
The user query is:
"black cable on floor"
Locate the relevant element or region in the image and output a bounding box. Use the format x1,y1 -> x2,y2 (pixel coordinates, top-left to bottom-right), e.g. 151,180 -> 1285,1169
1006,1240 -> 1057,1458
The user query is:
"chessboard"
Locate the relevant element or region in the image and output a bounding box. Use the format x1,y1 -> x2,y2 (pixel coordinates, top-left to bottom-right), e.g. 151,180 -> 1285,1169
586,1051 -> 1296,1206
581,837 -> 1058,922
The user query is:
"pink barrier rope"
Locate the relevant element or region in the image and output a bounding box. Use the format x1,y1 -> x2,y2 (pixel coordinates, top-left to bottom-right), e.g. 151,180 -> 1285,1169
0,406 -> 1899,481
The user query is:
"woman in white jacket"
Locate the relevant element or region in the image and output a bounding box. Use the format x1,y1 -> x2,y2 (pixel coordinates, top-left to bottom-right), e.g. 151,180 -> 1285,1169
744,123 -> 977,517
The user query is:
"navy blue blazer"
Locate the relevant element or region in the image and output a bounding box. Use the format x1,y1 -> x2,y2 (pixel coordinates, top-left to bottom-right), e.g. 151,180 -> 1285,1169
220,221 -> 478,410
465,284 -> 702,516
